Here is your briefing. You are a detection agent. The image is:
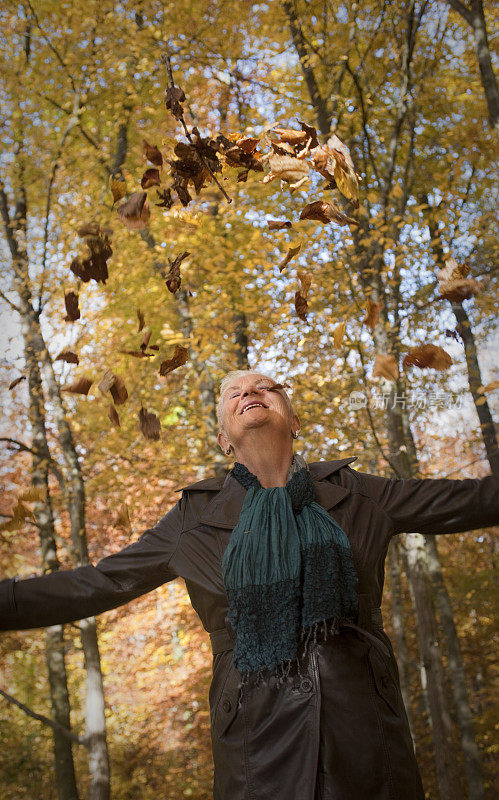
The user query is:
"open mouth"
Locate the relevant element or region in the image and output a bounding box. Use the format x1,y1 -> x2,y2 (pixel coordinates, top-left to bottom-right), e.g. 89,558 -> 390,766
240,402 -> 268,414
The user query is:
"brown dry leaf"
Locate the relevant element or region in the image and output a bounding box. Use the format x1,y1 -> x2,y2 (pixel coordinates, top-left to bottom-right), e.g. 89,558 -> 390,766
299,121 -> 320,148
272,127 -> 308,145
55,349 -> 79,365
436,257 -> 485,302
372,354 -> 399,381
325,134 -> 360,207
139,407 -> 161,440
142,139 -> 163,167
236,136 -> 260,153
166,251 -> 190,294
402,344 -> 452,371
137,308 -> 145,331
298,269 -> 312,297
156,187 -> 174,208
277,243 -> 301,272
109,175 -> 127,205
295,291 -> 308,321
165,85 -> 186,120
71,226 -> 113,284
333,321 -> 346,348
141,330 -> 152,350
117,192 -> 150,230
159,344 -> 189,376
267,219 -> 293,230
119,349 -> 154,358
300,200 -> 358,226
108,404 -> 120,427
115,502 -> 131,530
61,377 -> 93,395
262,151 -> 309,187
98,370 -> 128,404
362,298 -> 382,330
64,291 -> 80,321
141,168 -> 161,189
8,375 -> 26,390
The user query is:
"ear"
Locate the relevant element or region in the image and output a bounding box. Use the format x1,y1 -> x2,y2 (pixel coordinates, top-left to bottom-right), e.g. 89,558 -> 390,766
292,412 -> 301,434
218,430 -> 230,453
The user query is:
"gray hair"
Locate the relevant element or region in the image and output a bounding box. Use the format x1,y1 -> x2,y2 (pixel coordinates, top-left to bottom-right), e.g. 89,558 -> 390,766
216,369 -> 293,432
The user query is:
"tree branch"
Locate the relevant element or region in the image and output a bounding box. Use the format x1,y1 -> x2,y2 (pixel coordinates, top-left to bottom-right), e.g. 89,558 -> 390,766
0,688 -> 85,745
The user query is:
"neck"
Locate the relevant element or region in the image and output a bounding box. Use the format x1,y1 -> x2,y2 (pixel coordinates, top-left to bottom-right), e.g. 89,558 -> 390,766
233,432 -> 294,488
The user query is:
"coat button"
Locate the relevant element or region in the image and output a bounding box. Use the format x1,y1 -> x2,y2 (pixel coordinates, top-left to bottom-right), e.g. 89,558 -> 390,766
222,698 -> 232,713
300,677 -> 313,693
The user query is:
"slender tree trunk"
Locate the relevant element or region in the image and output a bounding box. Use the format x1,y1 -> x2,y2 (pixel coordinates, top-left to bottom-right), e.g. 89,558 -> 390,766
21,307 -> 79,800
0,178 -> 111,800
447,0 -> 499,132
389,538 -> 415,744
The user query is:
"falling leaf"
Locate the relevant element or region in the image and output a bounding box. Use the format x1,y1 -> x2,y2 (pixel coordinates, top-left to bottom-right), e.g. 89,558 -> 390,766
142,139 -> 163,167
333,321 -> 346,348
55,349 -> 79,365
362,298 -> 382,330
117,192 -> 150,230
165,251 -> 190,294
159,344 -> 189,376
109,175 -> 127,204
61,377 -> 93,395
115,502 -> 131,530
402,344 -> 452,371
295,270 -> 312,321
141,168 -> 161,189
267,219 -> 293,230
71,224 -> 113,283
119,349 -> 154,358
156,187 -> 174,208
436,257 -> 485,303
272,127 -> 309,145
108,404 -> 120,427
299,121 -> 320,148
372,354 -> 398,381
300,200 -> 358,226
235,136 -> 260,153
324,134 -> 360,207
478,380 -> 499,393
262,152 -> 309,187
141,330 -> 152,350
137,308 -> 145,331
98,370 -> 128,404
8,375 -> 26,390
139,407 -> 161,440
64,291 -> 80,321
165,85 -> 186,120
277,243 -> 301,272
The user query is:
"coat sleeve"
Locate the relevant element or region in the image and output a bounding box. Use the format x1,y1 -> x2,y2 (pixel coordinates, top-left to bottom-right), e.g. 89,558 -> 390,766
347,468 -> 499,537
0,497 -> 185,632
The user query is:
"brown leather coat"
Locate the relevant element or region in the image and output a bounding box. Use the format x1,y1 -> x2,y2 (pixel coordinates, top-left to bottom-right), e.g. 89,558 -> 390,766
1,457 -> 498,800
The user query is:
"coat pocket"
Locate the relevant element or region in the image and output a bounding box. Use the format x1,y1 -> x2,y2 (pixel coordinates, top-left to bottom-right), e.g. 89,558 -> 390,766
211,661 -> 242,740
368,644 -> 400,717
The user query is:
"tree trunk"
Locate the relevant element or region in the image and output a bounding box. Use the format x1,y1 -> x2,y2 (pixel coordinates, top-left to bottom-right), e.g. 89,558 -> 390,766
0,179 -> 111,800
21,303 -> 79,800
388,538 -> 415,744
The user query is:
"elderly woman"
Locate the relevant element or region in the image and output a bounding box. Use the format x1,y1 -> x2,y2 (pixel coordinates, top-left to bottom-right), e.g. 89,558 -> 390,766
1,369 -> 498,800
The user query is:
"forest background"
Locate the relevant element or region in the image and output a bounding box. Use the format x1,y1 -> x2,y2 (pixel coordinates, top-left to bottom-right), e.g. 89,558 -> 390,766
0,1 -> 497,799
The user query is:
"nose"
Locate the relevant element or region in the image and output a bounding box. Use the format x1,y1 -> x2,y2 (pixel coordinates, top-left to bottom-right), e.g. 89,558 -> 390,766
242,384 -> 262,397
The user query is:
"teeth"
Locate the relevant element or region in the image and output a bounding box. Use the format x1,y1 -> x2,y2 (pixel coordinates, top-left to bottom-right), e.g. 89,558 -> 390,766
243,403 -> 265,413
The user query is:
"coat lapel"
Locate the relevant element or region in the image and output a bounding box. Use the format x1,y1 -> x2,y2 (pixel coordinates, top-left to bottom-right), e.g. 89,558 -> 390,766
181,457 -> 357,530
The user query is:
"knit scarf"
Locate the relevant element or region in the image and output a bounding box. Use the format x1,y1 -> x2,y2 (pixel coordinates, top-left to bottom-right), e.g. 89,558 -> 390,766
221,454 -> 359,689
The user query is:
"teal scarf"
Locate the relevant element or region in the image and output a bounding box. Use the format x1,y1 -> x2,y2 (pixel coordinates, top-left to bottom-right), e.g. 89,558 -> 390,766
221,455 -> 359,687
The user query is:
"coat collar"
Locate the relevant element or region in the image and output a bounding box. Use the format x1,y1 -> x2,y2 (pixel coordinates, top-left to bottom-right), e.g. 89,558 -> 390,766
176,457 -> 357,530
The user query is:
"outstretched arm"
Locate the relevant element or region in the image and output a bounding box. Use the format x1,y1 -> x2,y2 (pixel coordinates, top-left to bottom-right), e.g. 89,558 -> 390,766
0,497 -> 184,631
346,468 -> 499,537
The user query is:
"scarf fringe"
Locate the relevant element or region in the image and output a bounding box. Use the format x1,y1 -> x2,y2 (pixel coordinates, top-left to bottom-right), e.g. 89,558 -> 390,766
236,616 -> 343,699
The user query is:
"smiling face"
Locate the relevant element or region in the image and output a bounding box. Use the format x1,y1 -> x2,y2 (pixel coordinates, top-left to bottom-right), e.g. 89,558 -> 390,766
217,372 -> 300,455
